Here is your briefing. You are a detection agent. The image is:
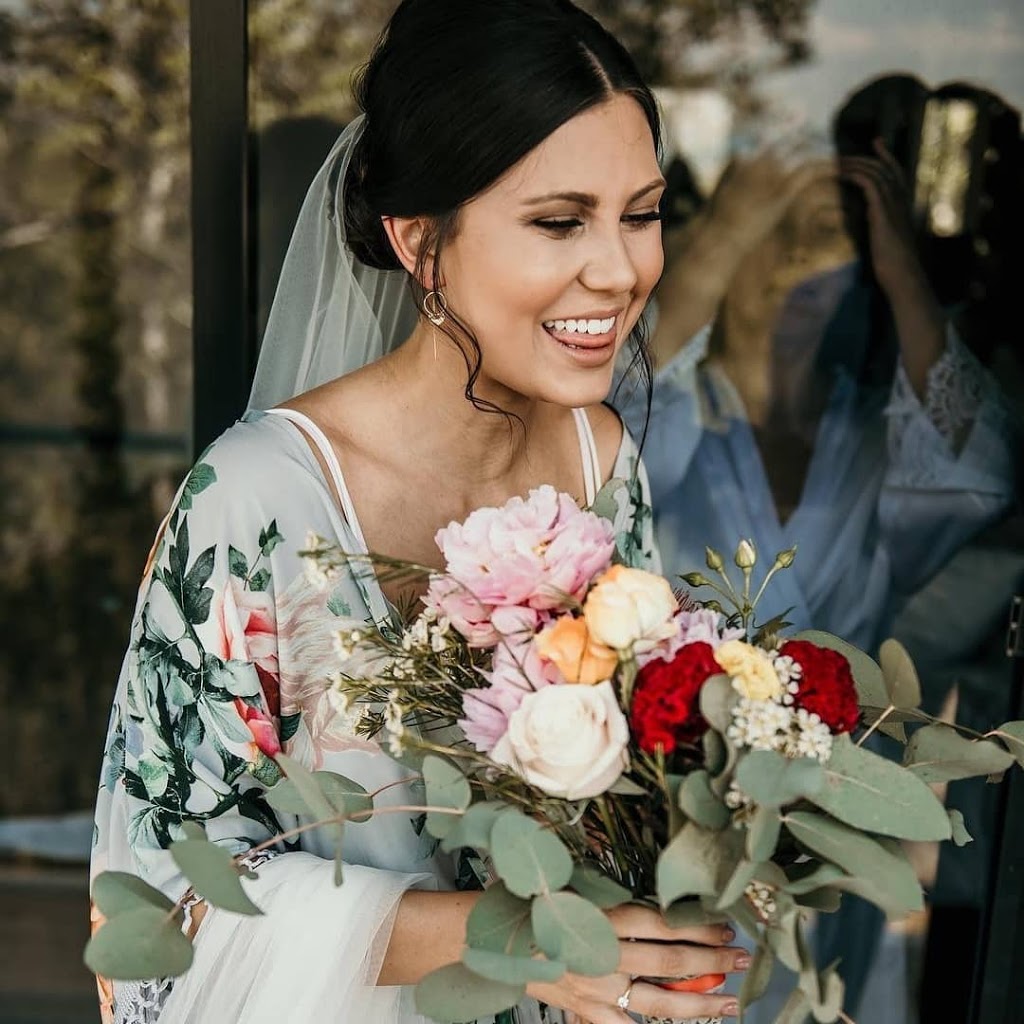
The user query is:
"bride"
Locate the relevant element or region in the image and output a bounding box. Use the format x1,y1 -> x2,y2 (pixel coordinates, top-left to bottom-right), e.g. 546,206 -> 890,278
91,1 -> 750,1021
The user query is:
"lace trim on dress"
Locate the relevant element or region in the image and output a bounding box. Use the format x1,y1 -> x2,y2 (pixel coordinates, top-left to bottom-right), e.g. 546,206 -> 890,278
886,329 -> 989,484
113,850 -> 280,1024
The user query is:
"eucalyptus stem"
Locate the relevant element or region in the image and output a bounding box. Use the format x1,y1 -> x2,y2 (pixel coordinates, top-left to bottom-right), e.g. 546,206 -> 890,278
855,706 -> 894,747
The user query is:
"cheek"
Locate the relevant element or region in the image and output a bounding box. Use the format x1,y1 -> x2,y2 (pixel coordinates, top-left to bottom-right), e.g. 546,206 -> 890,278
632,231 -> 665,296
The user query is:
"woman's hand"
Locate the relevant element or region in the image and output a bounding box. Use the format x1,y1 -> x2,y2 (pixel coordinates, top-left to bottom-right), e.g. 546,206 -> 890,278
527,905 -> 748,1024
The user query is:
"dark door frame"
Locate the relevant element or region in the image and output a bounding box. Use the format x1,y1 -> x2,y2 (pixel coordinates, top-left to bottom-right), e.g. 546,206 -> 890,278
188,4 -> 1024,1021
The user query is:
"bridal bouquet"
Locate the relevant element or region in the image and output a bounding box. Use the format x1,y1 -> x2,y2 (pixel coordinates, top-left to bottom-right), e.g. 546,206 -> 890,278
86,482 -> 1024,1024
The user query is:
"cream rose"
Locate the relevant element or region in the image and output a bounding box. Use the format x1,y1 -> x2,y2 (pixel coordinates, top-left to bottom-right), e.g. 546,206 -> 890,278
714,639 -> 782,701
490,681 -> 629,799
583,565 -> 678,654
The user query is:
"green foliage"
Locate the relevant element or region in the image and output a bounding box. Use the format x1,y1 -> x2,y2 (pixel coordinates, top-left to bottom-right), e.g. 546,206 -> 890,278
531,891 -> 620,976
422,755 -> 472,840
735,750 -> 824,808
569,863 -> 632,909
169,836 -> 263,916
85,905 -> 194,981
490,811 -> 573,898
92,871 -> 174,917
809,734 -> 951,840
904,723 -> 1016,783
462,948 -> 565,985
677,769 -> 731,829
465,883 -> 534,954
414,963 -> 524,1023
879,639 -> 922,710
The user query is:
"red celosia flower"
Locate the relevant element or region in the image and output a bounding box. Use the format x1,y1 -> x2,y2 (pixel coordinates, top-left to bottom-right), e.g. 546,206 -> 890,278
779,640 -> 860,734
630,642 -> 721,754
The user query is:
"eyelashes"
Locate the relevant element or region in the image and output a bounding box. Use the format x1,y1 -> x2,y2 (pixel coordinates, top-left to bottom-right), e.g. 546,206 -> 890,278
533,211 -> 663,236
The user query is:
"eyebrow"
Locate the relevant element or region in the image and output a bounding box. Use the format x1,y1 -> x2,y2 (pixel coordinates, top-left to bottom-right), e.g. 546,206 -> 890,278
522,178 -> 666,209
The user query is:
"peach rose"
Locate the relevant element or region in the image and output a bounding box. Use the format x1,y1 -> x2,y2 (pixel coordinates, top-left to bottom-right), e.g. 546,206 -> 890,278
714,640 -> 781,701
215,578 -> 280,712
583,565 -> 678,654
535,616 -> 618,685
234,698 -> 282,757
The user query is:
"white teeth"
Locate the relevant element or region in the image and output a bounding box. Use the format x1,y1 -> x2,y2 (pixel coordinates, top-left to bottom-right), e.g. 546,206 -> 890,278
542,316 -> 617,335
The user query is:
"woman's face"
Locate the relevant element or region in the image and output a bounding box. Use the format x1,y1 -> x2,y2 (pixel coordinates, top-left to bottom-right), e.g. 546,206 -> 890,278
439,94 -> 665,409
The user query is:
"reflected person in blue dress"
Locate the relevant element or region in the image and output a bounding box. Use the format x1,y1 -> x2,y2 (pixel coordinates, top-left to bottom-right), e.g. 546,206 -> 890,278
615,91 -> 1018,1019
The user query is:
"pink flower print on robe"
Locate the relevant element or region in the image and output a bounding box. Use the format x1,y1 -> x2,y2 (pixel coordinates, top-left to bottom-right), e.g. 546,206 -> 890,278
214,578 -> 281,716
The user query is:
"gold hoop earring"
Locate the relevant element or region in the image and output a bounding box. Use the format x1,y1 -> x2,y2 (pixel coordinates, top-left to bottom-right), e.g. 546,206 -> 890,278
422,289 -> 448,327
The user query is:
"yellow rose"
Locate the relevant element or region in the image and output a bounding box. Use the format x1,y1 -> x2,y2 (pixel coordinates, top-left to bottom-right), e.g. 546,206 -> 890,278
583,565 -> 679,654
714,640 -> 781,701
535,616 -> 619,685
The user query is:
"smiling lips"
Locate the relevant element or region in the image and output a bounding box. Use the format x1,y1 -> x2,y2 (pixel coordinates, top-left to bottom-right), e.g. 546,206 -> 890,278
542,314 -> 618,350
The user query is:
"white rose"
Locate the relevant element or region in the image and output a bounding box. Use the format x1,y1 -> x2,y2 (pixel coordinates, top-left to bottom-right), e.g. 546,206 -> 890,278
583,565 -> 679,654
490,681 -> 629,800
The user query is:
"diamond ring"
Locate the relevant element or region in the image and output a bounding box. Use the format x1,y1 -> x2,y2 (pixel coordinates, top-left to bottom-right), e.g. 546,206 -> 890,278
616,982 -> 634,1010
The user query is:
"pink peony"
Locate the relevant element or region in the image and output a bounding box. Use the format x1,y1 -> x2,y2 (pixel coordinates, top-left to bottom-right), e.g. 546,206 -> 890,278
434,485 -> 615,614
423,575 -> 498,648
459,607 -> 563,753
214,578 -> 280,714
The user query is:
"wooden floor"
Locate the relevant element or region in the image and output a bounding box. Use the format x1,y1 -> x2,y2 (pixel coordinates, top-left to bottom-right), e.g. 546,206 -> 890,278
1,863 -> 100,1024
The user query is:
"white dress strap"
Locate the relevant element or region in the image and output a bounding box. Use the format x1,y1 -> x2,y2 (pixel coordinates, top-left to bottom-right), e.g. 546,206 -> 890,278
573,408 -> 601,507
264,408 -> 370,555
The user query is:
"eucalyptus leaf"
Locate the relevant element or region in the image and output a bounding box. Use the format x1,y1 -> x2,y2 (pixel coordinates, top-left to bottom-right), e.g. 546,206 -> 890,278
774,987 -> 812,1024
785,812 -> 923,916
808,734 -> 951,840
903,724 -> 1015,783
440,801 -> 509,854
414,963 -> 524,1023
948,809 -> 973,847
275,754 -> 343,842
657,821 -> 741,907
698,674 -> 735,733
169,839 -> 263,916
811,966 -> 845,1023
747,805 -> 782,863
739,941 -> 775,1009
992,721 -> 1024,767
608,776 -> 646,797
490,811 -> 573,898
703,727 -> 727,776
180,821 -> 206,841
735,750 -> 824,809
663,899 -> 730,928
462,948 -> 565,985
569,863 -> 632,909
766,908 -> 806,973
796,887 -> 842,913
465,883 -> 532,954
783,862 -> 846,896
717,858 -> 758,910
92,871 -> 175,918
678,770 -> 731,830
531,892 -> 620,976
85,906 -> 194,981
422,755 -> 472,839
879,638 -> 921,710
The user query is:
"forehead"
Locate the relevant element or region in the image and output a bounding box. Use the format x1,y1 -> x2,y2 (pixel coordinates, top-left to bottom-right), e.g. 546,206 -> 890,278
490,94 -> 660,203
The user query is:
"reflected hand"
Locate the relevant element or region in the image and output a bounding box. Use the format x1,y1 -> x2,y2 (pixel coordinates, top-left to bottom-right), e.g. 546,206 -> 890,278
839,138 -> 923,296
527,906 -> 746,1024
705,147 -> 836,255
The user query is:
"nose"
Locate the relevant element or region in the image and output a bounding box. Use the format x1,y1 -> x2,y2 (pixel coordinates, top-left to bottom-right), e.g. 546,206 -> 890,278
579,222 -> 639,296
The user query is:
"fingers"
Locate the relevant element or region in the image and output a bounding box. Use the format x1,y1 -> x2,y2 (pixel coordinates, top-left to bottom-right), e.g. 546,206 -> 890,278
608,904 -> 735,945
629,979 -> 740,1020
873,136 -> 908,186
618,939 -> 749,979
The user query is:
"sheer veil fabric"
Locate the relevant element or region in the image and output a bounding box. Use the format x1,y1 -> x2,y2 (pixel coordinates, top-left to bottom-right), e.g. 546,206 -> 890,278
248,115 -> 420,411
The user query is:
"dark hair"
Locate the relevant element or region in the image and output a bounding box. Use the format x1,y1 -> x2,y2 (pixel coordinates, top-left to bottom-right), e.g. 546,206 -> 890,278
343,0 -> 660,422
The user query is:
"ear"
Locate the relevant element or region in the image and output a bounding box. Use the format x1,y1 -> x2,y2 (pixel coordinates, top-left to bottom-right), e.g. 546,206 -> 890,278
381,215 -> 440,285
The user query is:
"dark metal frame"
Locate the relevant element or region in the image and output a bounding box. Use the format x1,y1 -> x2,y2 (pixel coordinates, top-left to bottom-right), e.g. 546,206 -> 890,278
189,0 -> 253,456
188,4 -> 1024,1020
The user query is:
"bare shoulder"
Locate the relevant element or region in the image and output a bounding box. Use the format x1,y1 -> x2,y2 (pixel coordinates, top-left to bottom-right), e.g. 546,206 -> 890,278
585,402 -> 625,483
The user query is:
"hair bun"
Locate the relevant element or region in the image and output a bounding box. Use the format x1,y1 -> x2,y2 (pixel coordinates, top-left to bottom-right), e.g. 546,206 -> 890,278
342,138 -> 402,271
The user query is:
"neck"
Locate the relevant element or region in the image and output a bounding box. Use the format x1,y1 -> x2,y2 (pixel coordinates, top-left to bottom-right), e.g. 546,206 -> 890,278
375,321 -> 560,484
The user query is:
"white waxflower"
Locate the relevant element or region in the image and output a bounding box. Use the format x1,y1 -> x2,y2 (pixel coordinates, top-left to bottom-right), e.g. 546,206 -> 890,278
786,709 -> 834,762
728,697 -> 793,752
745,880 -> 777,921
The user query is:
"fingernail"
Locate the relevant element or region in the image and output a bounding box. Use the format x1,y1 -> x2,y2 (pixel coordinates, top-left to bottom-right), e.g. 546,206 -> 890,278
735,954 -> 752,970
723,1002 -> 740,1017
722,926 -> 736,942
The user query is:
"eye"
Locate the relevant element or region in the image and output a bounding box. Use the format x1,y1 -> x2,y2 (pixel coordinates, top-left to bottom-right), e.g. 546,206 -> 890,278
533,217 -> 584,236
622,210 -> 663,229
